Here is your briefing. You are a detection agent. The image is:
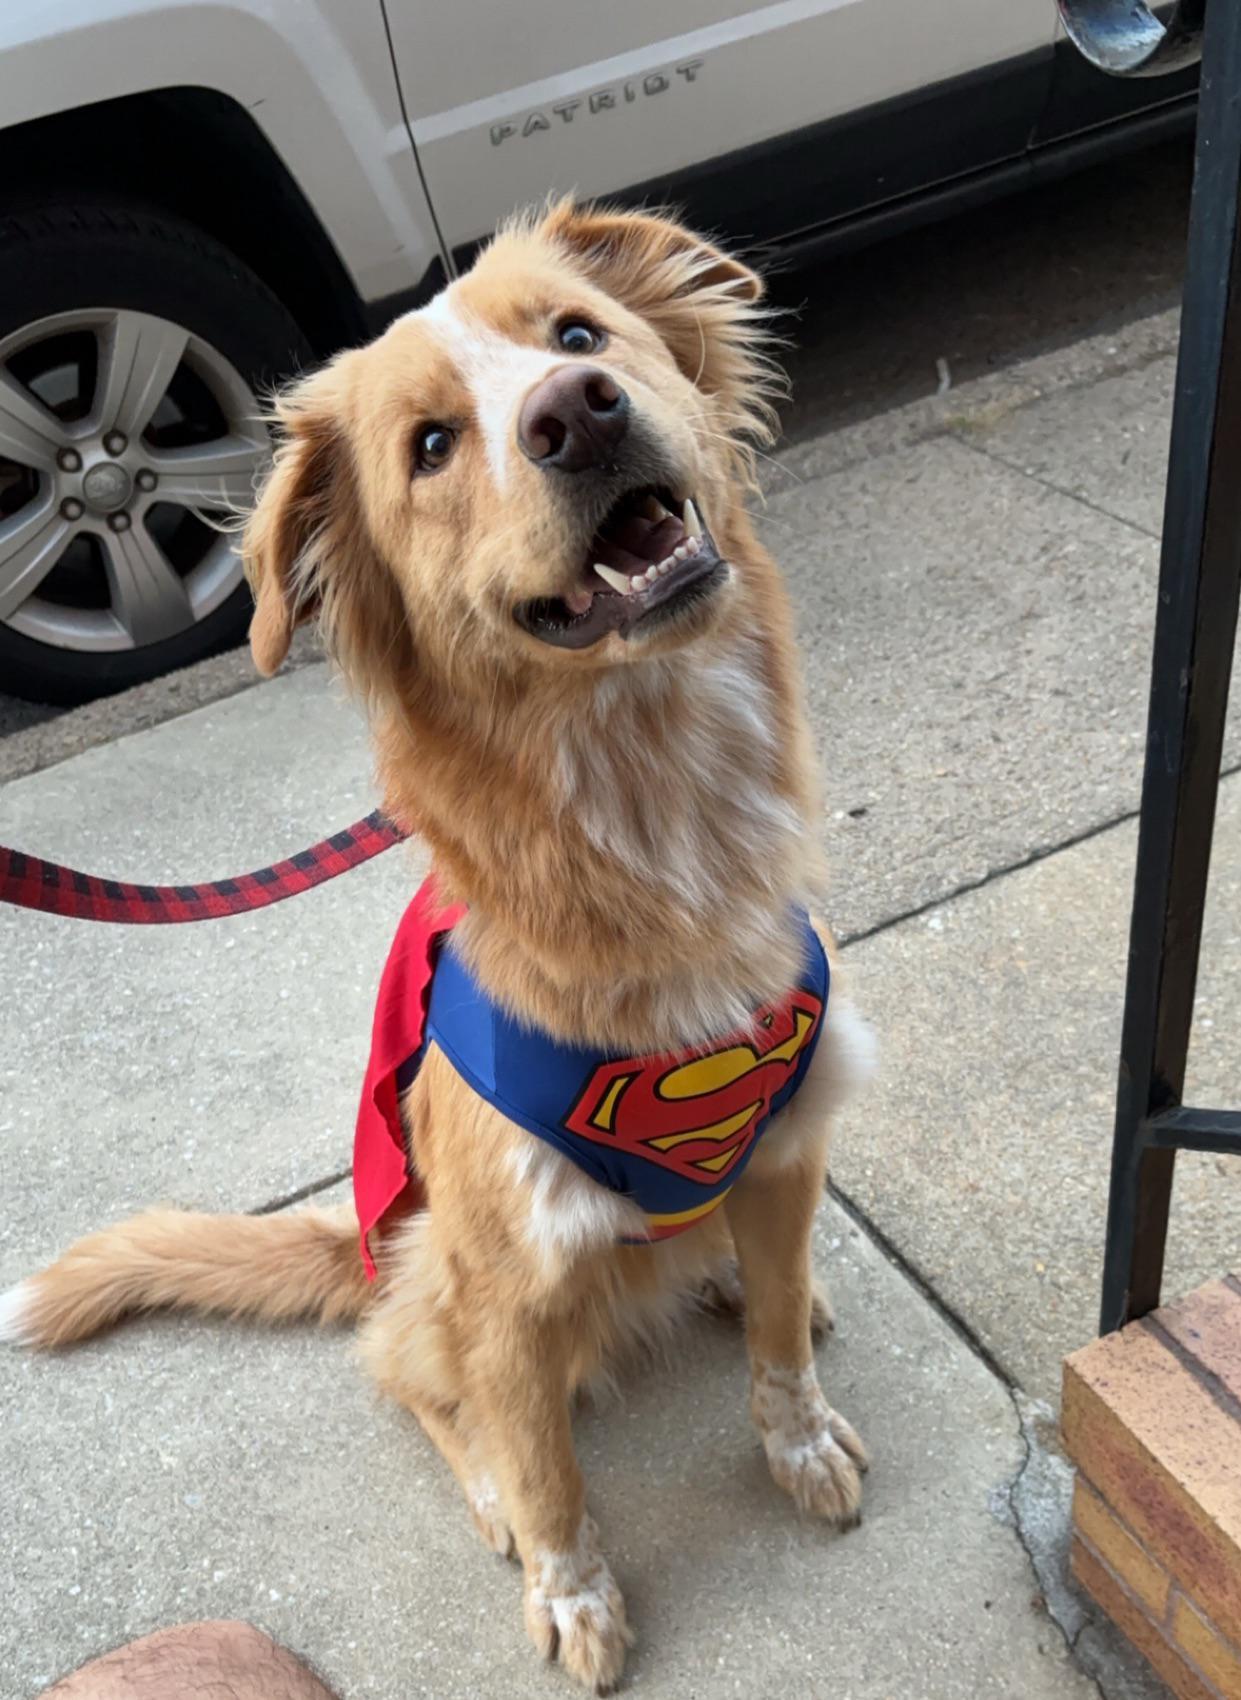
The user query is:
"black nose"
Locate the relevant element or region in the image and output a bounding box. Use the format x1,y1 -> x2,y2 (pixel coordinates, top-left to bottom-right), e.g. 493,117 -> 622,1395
518,365 -> 630,472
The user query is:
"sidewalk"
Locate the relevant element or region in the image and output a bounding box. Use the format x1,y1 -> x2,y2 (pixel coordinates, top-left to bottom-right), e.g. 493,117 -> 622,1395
4,305 -> 1233,1700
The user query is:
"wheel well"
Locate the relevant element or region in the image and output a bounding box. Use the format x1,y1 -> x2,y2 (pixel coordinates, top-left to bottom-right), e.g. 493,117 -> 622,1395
0,88 -> 366,358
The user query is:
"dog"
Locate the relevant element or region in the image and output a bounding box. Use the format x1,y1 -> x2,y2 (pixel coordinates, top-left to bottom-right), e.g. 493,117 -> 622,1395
1,201 -> 876,1693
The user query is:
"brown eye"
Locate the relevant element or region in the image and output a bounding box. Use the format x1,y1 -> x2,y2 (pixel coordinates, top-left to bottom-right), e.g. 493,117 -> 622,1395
558,320 -> 603,355
415,423 -> 455,472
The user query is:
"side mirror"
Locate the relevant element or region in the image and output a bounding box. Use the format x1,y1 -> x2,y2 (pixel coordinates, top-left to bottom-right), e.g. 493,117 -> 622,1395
1056,0 -> 1204,76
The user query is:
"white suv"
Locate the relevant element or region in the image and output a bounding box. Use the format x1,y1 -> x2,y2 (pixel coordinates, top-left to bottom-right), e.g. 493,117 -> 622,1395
0,0 -> 1195,702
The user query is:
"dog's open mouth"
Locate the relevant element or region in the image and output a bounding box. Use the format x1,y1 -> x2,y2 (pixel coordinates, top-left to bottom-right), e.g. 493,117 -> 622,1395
514,484 -> 727,650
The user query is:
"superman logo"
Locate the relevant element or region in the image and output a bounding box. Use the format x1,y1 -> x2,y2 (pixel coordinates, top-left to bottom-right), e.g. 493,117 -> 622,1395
564,990 -> 823,1185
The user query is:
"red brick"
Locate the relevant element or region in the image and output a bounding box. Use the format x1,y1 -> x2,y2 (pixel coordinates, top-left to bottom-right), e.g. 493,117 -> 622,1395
1173,1595 -> 1241,1700
1071,1540 -> 1218,1700
1159,1279 -> 1241,1410
1063,1320 -> 1241,1646
1072,1476 -> 1170,1617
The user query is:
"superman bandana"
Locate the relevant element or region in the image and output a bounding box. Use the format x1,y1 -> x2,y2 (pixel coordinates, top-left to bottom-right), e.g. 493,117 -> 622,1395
354,876 -> 828,1278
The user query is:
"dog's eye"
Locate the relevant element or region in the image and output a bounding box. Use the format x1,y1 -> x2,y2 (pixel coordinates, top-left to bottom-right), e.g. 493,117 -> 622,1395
557,321 -> 603,355
414,424 -> 455,473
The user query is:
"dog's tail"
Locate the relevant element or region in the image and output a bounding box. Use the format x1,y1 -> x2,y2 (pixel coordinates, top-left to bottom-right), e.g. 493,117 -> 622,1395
0,1203 -> 373,1350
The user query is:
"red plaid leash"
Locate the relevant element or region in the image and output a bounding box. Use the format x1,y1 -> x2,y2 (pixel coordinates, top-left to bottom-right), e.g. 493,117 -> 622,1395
0,811 -> 409,924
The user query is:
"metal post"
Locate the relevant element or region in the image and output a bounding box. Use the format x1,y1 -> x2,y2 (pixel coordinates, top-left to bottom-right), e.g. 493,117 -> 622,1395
1058,0 -> 1241,1332
1102,0 -> 1241,1330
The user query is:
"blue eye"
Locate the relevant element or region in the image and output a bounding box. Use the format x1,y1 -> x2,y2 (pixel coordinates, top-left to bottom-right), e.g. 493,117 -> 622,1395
558,321 -> 602,355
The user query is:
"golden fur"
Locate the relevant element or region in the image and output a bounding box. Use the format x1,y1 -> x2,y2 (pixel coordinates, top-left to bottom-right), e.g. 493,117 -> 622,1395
3,203 -> 874,1693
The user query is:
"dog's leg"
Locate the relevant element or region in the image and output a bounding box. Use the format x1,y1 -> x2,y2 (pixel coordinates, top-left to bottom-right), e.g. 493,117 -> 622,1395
411,1396 -> 516,1559
358,1293 -> 515,1559
469,1315 -> 631,1694
701,1251 -> 835,1339
725,1149 -> 868,1525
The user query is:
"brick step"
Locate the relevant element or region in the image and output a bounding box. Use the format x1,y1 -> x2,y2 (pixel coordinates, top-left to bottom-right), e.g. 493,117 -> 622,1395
1062,1275 -> 1241,1700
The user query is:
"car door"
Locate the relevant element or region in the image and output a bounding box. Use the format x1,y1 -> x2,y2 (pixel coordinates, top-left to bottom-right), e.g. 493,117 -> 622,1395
385,0 -> 1057,263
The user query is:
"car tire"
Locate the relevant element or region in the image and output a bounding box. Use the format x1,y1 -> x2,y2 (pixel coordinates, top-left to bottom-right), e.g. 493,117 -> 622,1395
0,201 -> 315,705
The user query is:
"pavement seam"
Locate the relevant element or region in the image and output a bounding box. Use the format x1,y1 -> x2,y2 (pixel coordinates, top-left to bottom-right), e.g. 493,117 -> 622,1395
837,753 -> 1241,951
774,324 -> 1179,485
766,416 -> 963,486
836,816 -> 1133,948
828,1178 -> 1018,1384
948,434 -> 1165,544
251,1167 -> 352,1215
0,641 -> 325,788
933,340 -> 1179,449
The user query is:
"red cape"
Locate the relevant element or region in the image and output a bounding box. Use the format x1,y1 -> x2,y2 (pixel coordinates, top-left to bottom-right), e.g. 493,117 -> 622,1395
353,875 -> 466,1279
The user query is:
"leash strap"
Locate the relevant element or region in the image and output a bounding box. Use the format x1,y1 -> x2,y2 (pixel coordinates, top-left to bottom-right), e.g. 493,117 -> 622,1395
0,810 -> 409,924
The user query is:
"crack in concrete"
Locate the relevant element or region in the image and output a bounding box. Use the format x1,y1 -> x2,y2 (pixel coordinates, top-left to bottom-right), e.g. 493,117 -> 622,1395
1000,1393 -> 1090,1651
999,1388 -> 1170,1700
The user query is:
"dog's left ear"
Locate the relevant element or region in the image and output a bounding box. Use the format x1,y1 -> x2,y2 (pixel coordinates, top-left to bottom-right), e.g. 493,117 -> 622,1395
243,352 -> 412,704
540,202 -> 770,407
242,353 -> 384,678
243,364 -> 347,676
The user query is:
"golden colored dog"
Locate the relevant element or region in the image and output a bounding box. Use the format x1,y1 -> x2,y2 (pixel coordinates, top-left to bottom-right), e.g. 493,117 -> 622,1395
2,203 -> 875,1693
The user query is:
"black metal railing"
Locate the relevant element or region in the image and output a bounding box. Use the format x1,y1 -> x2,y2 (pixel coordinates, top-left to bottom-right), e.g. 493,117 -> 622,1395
1056,0 -> 1241,1332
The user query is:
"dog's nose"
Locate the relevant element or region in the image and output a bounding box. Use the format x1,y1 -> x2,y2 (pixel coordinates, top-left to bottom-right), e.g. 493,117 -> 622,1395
518,366 -> 630,472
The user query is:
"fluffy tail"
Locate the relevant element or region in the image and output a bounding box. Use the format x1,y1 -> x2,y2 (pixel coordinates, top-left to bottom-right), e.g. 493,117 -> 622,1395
0,1203 -> 373,1350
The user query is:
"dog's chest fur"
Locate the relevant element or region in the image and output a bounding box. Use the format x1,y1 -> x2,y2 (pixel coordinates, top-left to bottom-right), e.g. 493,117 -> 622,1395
550,635 -> 809,1042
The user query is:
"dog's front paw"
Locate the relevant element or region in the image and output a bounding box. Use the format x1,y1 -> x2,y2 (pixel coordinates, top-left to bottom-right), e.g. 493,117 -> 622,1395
809,1279 -> 836,1341
467,1473 -> 515,1559
752,1363 -> 869,1527
524,1517 -> 632,1693
764,1413 -> 867,1525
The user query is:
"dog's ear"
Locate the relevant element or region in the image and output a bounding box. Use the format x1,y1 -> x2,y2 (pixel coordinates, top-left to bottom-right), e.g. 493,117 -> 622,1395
544,200 -> 762,309
539,201 -> 777,466
243,353 -> 413,704
242,360 -> 356,677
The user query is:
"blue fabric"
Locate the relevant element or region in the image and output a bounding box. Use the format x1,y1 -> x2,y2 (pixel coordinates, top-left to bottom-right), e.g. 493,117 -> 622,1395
409,909 -> 828,1239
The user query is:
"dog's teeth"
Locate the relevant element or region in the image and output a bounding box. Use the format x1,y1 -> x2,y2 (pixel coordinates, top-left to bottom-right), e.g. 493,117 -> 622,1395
642,493 -> 667,521
684,534 -> 700,556
629,572 -> 647,592
594,563 -> 632,595
644,565 -> 660,585
683,498 -> 703,539
673,544 -> 690,562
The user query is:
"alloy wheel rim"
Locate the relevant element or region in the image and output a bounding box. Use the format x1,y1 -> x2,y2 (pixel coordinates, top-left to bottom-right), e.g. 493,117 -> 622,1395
0,307 -> 270,653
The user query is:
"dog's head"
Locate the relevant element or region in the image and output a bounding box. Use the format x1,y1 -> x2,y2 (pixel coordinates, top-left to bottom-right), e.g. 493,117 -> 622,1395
244,202 -> 778,698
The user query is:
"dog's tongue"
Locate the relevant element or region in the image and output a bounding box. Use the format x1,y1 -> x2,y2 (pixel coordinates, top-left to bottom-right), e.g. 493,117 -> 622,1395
594,512 -> 685,572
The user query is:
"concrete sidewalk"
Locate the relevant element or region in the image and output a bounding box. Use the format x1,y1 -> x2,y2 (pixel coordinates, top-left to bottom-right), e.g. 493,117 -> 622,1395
4,304 -> 1232,1700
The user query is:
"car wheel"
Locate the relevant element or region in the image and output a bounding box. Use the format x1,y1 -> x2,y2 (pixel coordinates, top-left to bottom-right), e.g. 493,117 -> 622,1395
0,202 -> 315,704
